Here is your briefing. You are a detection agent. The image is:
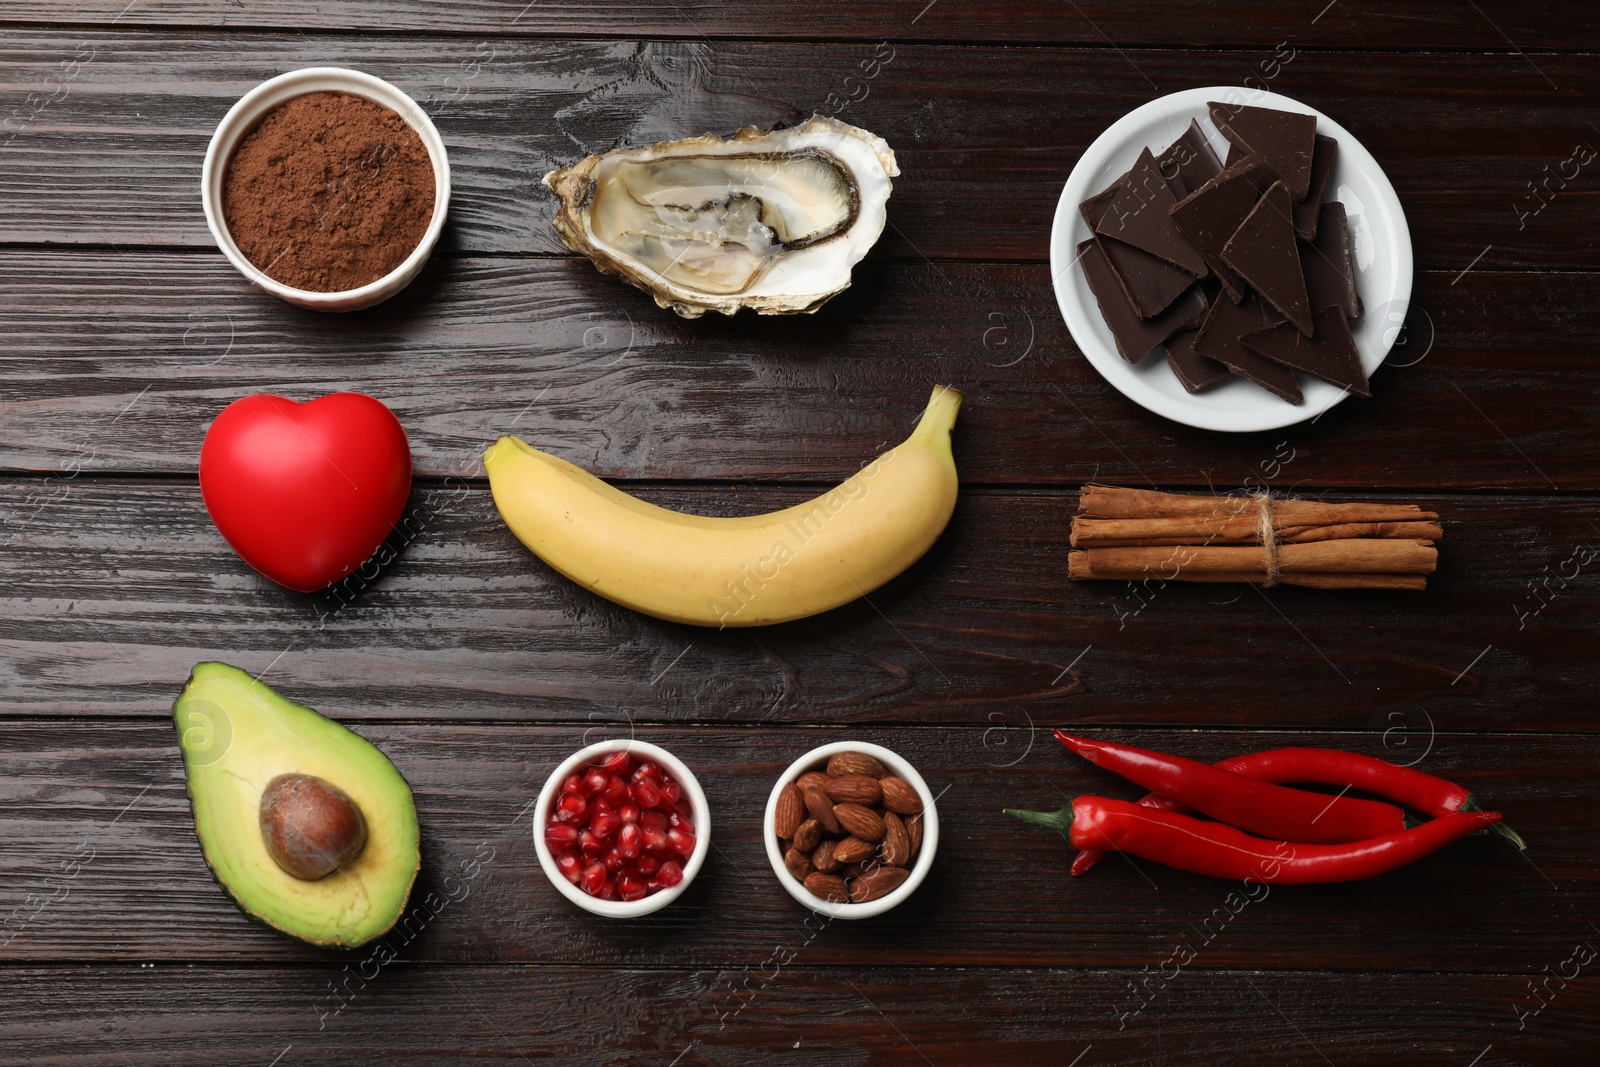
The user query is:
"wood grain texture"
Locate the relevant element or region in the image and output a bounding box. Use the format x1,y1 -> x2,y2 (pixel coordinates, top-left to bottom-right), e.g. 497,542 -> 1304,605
3,253 -> 1596,490
2,481 -> 1596,729
1,964 -> 1594,1066
1,723 -> 1589,968
6,0 -> 1600,50
3,31 -> 1598,267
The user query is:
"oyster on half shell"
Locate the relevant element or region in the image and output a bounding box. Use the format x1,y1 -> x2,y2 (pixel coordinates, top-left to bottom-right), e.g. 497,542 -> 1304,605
543,115 -> 898,317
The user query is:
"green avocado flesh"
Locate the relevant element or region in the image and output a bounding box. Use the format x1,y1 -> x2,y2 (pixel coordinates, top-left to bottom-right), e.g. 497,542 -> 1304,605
173,662 -> 420,948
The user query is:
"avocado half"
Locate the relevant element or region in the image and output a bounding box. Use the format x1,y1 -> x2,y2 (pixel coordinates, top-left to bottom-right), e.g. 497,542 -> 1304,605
173,662 -> 420,948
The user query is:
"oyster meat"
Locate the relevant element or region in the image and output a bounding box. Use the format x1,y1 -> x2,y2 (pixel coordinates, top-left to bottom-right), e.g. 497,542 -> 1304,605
544,115 -> 898,317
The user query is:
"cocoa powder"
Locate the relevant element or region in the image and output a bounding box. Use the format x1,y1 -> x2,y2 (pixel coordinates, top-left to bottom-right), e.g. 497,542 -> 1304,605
222,91 -> 435,292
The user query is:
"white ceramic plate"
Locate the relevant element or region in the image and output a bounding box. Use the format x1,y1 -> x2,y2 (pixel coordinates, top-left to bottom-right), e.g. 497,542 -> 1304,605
1050,86 -> 1412,433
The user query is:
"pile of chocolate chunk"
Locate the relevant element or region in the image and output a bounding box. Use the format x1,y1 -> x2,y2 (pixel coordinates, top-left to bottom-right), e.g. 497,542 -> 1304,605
1078,102 -> 1366,404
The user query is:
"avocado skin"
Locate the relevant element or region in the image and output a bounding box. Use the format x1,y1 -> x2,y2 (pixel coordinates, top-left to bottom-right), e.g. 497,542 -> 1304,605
173,662 -> 421,949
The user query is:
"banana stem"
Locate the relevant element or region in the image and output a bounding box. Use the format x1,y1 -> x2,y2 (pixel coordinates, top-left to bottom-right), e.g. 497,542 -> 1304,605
911,385 -> 963,445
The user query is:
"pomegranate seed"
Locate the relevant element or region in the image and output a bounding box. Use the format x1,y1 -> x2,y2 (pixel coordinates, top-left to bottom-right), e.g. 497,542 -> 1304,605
579,829 -> 602,856
634,854 -> 661,877
656,860 -> 684,888
641,825 -> 669,852
580,861 -> 607,895
555,852 -> 582,884
632,778 -> 662,809
619,802 -> 641,825
600,750 -> 631,776
589,810 -> 621,840
591,796 -> 614,817
641,809 -> 669,831
545,823 -> 579,849
618,821 -> 642,859
555,792 -> 587,821
601,880 -> 620,901
659,777 -> 682,806
583,768 -> 608,795
603,847 -> 625,872
668,810 -> 686,828
630,761 -> 659,783
617,873 -> 649,901
604,776 -> 629,805
562,774 -> 584,794
667,827 -> 696,856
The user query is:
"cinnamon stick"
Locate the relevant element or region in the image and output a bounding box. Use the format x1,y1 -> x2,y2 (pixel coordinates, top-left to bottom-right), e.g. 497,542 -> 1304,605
1076,484 -> 1438,526
1071,516 -> 1443,547
1067,539 -> 1436,580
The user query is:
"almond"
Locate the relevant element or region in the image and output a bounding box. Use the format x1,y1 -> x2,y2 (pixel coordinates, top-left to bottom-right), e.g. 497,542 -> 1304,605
827,751 -> 886,779
838,860 -> 870,880
804,786 -> 842,834
849,865 -> 909,903
833,802 -> 885,842
832,835 -> 875,865
811,839 -> 841,873
879,775 -> 923,815
907,813 -> 924,859
797,771 -> 832,793
792,818 -> 822,853
804,872 -> 849,903
784,846 -> 813,883
824,774 -> 882,806
881,811 -> 911,868
774,782 -> 805,840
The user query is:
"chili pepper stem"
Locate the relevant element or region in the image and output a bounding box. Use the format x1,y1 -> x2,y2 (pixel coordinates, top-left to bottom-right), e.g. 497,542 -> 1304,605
1461,795 -> 1527,850
1005,805 -> 1075,842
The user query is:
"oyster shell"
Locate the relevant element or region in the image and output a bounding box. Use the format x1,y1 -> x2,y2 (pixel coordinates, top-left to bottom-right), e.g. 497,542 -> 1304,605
544,115 -> 898,317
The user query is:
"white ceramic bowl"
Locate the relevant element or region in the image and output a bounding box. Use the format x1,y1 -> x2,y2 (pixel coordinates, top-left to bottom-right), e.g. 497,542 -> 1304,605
1050,86 -> 1413,432
764,741 -> 939,920
532,739 -> 711,918
200,67 -> 451,312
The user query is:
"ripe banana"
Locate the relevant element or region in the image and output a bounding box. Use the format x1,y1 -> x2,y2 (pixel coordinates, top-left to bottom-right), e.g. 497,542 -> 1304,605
483,386 -> 962,627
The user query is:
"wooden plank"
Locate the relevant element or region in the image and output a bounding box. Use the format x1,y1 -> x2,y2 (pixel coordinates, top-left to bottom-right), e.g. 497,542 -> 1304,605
2,32 -> 1598,267
0,723 -> 1590,968
0,964 -> 1593,1066
2,482 -> 1596,730
3,253 -> 1596,491
5,0 -> 1599,51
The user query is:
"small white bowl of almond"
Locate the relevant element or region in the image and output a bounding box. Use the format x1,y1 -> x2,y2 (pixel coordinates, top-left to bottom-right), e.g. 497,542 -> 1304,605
763,741 -> 938,919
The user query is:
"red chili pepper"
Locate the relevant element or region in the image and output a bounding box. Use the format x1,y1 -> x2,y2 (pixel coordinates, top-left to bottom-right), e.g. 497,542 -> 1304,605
1053,731 -> 1404,845
1070,746 -> 1526,876
1007,797 -> 1499,884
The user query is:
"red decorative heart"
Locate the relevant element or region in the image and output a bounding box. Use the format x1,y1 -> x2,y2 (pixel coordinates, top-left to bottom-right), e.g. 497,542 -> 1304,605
200,393 -> 412,593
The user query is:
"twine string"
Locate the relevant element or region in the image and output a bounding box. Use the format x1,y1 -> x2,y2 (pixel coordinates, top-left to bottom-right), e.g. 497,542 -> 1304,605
1254,491 -> 1280,587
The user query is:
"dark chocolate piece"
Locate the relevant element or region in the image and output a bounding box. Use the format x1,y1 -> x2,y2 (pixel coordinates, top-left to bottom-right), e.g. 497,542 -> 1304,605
1077,239 -> 1208,364
1095,148 -> 1208,276
1300,201 -> 1362,319
1081,171 -> 1198,317
1155,119 -> 1224,198
1078,172 -> 1126,229
1293,134 -> 1339,239
1192,292 -> 1303,404
1164,327 -> 1230,392
1208,102 -> 1318,199
1242,306 -> 1371,397
1168,156 -> 1274,303
1220,181 -> 1314,336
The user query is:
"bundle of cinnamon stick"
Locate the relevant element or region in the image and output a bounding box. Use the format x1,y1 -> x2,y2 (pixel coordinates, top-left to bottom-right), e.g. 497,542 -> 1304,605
1068,484 -> 1441,590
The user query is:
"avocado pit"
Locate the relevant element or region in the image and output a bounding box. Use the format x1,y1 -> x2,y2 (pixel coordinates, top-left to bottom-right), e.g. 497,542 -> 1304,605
259,773 -> 368,880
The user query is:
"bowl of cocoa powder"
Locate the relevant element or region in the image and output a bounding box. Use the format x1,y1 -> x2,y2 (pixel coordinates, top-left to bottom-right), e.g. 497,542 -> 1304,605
201,67 -> 450,312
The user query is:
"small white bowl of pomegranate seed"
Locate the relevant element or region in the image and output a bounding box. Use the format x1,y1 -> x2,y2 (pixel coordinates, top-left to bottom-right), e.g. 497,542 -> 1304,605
534,739 -> 710,918
764,741 -> 939,920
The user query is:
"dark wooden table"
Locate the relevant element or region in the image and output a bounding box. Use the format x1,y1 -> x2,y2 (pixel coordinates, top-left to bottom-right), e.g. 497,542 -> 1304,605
3,3 -> 1598,1063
